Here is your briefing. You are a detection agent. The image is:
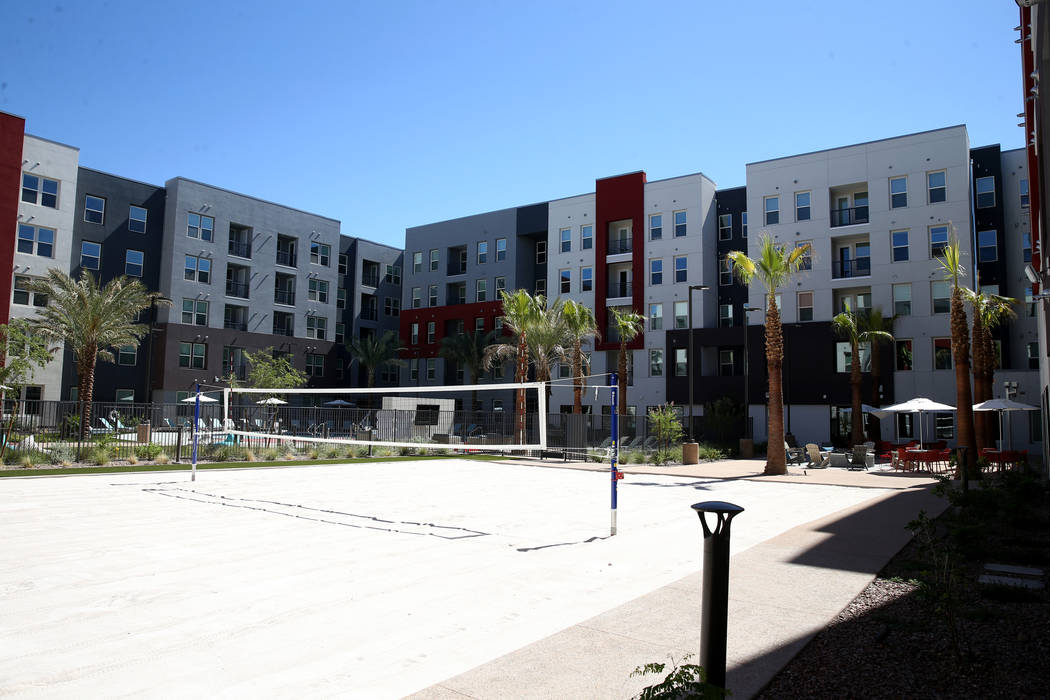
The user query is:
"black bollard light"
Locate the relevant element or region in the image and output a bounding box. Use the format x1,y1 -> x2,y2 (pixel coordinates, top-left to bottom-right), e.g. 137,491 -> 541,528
692,500 -> 744,691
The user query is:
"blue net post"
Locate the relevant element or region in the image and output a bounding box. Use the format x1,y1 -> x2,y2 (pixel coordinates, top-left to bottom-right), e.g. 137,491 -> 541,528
610,372 -> 619,536
191,382 -> 201,482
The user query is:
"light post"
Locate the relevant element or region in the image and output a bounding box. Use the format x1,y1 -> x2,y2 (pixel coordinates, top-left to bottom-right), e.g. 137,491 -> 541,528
687,284 -> 709,443
741,305 -> 760,439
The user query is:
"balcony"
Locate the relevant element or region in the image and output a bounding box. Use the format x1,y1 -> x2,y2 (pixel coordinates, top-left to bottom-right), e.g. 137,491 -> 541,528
276,250 -> 297,267
832,257 -> 871,279
223,319 -> 247,331
607,282 -> 633,298
361,308 -> 378,322
607,238 -> 632,255
830,206 -> 869,228
272,322 -> 294,336
274,289 -> 296,306
223,363 -> 248,381
225,280 -> 250,298
228,240 -> 252,259
361,273 -> 380,288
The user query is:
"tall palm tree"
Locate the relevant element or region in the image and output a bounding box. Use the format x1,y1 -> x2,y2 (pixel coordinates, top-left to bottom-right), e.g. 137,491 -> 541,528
937,228 -> 976,481
439,329 -> 498,413
561,300 -> 599,414
28,269 -> 169,439
485,289 -> 543,442
860,307 -> 895,409
833,308 -> 893,445
346,330 -> 405,389
963,288 -> 1016,449
525,297 -> 569,409
728,234 -> 811,475
609,308 -> 645,416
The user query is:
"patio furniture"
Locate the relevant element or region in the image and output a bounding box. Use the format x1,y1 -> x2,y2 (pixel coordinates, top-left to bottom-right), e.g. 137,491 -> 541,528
829,452 -> 851,468
785,441 -> 806,465
848,445 -> 871,471
805,443 -> 829,468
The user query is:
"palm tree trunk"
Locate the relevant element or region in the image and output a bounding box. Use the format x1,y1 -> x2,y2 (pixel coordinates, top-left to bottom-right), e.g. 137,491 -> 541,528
850,340 -> 864,445
618,341 -> 627,417
572,339 -> 582,414
79,355 -> 97,441
869,338 -> 883,443
981,329 -> 996,447
765,296 -> 787,475
971,313 -> 987,451
950,290 -> 976,480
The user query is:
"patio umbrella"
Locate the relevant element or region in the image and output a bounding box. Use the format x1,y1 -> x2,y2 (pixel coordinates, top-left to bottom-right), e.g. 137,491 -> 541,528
180,395 -> 218,402
256,397 -> 288,405
323,399 -> 353,406
861,404 -> 891,419
972,398 -> 1038,451
879,397 -> 956,449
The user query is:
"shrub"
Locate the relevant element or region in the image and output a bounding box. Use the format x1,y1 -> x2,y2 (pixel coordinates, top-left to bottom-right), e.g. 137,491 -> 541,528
245,450 -> 258,462
648,404 -> 685,451
654,447 -> 679,466
259,447 -> 280,461
351,445 -> 369,458
697,443 -> 728,461
155,452 -> 170,464
307,448 -> 320,460
86,447 -> 110,466
4,449 -> 48,466
134,443 -> 164,461
325,446 -> 342,459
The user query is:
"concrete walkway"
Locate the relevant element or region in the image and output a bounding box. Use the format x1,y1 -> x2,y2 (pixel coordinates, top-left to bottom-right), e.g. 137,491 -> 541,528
408,460 -> 945,699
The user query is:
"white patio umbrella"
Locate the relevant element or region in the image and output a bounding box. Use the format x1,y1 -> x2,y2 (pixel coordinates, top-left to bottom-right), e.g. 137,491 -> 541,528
256,397 -> 288,405
180,394 -> 218,402
861,404 -> 891,419
323,399 -> 353,406
972,398 -> 1038,451
879,397 -> 956,449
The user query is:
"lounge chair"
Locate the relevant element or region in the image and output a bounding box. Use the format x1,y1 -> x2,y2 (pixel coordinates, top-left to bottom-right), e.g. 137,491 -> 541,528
642,436 -> 659,450
99,417 -> 115,432
848,445 -> 872,471
785,441 -> 806,465
805,443 -> 830,468
597,437 -> 613,449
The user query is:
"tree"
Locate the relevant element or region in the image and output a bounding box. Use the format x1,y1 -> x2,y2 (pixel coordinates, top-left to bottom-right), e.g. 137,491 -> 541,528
0,319 -> 54,459
610,308 -> 645,416
346,330 -> 405,389
439,329 -> 498,413
860,307 -> 895,408
28,269 -> 168,439
963,288 -> 1016,449
561,300 -> 599,414
833,308 -> 892,446
485,289 -> 544,443
727,234 -> 811,475
937,227 -> 976,482
243,348 -> 308,392
524,297 -> 569,409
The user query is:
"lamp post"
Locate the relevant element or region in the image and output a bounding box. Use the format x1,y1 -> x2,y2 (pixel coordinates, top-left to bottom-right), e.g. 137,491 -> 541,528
741,305 -> 760,438
687,284 -> 709,442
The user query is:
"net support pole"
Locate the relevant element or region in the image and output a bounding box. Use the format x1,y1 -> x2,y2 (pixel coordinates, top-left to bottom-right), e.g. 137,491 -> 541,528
610,372 -> 619,537
191,382 -> 200,482
537,379 -> 547,449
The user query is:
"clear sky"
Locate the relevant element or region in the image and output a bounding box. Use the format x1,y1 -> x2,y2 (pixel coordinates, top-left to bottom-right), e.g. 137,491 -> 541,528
0,0 -> 1026,248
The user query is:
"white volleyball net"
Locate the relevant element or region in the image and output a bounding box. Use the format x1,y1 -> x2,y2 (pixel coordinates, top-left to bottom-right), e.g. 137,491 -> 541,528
216,382 -> 548,454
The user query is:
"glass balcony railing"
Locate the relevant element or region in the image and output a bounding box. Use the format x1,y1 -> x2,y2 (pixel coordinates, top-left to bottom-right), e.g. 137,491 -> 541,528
228,240 -> 252,258
607,282 -> 633,298
225,281 -> 250,298
361,273 -> 380,288
607,238 -> 632,254
831,257 -> 871,279
223,318 -> 247,331
276,250 -> 297,267
830,206 -> 869,227
272,322 -> 294,336
274,289 -> 296,305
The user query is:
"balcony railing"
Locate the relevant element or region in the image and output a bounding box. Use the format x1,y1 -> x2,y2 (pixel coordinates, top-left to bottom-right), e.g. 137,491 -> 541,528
831,257 -> 871,279
225,281 -> 250,298
608,282 -> 633,298
274,289 -> 296,305
361,309 -> 378,321
276,250 -> 297,267
361,273 -> 380,288
223,319 -> 247,331
830,206 -> 869,227
607,238 -> 632,254
228,240 -> 252,258
272,322 -> 294,337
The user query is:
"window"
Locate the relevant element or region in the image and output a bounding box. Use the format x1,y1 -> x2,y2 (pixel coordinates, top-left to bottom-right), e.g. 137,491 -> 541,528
116,345 -> 136,365
84,195 -> 105,223
187,213 -> 213,241
673,256 -> 688,283
427,321 -> 435,344
1023,231 -> 1032,263
1028,342 -> 1039,370
125,249 -> 144,277
1028,285 -> 1037,317
409,359 -> 419,381
13,276 -> 45,307
581,225 -> 592,250
306,316 -> 327,340
495,276 -> 506,294
535,279 -> 546,295
835,341 -> 871,373
384,297 -> 400,316
650,259 -> 663,285
650,214 -> 663,240
893,283 -> 912,316
413,251 -> 422,273
384,265 -> 401,284
337,288 -> 346,309
719,256 -> 733,286
536,240 -> 546,264
764,195 -> 779,225
475,317 -> 485,333
560,228 -> 571,253
672,210 -> 687,237
674,301 -> 688,329
934,413 -> 954,440
718,349 -> 735,377
891,229 -> 909,262
306,354 -> 324,377
411,287 -> 421,308
895,340 -> 913,370
179,342 -> 206,369
1021,178 -> 1030,208
475,241 -> 488,264
80,241 -> 101,270
581,267 -> 592,292
933,338 -> 952,370
477,278 -> 488,301
977,230 -> 997,262
495,317 -> 504,332
330,322 -> 343,344
929,224 -> 949,258
423,358 -> 434,381
16,224 -> 54,258
129,205 -> 147,233
649,349 -> 664,377
795,191 -> 811,221
720,303 -> 734,327
975,176 -> 995,208
429,284 -> 438,307
430,249 -> 439,271
113,389 -> 135,403
496,238 -> 507,262
741,212 -> 748,237
931,281 -> 950,314
890,176 -> 907,208
674,348 -> 688,376
22,173 -> 59,208
410,323 -> 419,344
796,241 -> 812,270
797,292 -> 813,322
308,279 -> 329,303
559,269 -> 571,294
718,214 -> 732,240
927,170 -> 946,204
649,303 -> 663,330
182,298 -> 208,325
310,242 -> 331,266
338,254 -> 348,275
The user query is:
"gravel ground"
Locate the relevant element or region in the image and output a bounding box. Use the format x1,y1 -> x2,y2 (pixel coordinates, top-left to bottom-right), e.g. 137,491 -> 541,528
757,480 -> 1050,700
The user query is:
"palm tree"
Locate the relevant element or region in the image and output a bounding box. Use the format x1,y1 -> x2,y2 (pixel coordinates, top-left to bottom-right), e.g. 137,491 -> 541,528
937,227 -> 976,481
728,234 -> 811,475
28,269 -> 168,439
964,288 -> 1016,449
485,289 -> 543,442
439,329 -> 498,413
860,307 -> 895,409
525,297 -> 569,409
833,308 -> 893,445
609,308 -> 645,417
346,330 -> 405,389
561,300 -> 599,414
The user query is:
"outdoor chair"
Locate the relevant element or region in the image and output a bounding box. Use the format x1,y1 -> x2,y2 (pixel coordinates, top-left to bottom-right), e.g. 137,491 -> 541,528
643,436 -> 659,450
848,445 -> 871,471
98,417 -> 115,432
805,443 -> 829,468
785,441 -> 806,465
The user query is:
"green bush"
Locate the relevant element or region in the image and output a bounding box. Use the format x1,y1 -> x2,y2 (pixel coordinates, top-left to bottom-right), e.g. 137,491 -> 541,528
259,447 -> 280,461
134,443 -> 164,460
86,447 -> 110,466
697,443 -> 728,461
648,404 -> 685,450
48,444 -> 75,465
2,449 -> 49,466
654,447 -> 679,466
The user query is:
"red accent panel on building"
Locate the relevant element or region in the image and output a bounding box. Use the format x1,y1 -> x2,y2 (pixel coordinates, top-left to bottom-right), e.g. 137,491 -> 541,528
0,113 -> 25,325
1023,5 -> 1041,291
594,171 -> 646,351
400,300 -> 505,358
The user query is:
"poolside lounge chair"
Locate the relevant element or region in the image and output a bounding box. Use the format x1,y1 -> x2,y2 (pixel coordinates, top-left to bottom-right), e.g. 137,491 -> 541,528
642,436 -> 659,450
805,443 -> 830,468
98,417 -> 115,432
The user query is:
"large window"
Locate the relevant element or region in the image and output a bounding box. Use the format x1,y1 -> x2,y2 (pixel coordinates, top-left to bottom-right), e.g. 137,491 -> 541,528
649,303 -> 663,330
581,225 -> 593,250
977,230 -> 998,262
929,224 -> 949,258
22,173 -> 59,208
836,341 -> 870,373
931,281 -> 950,314
310,242 -> 331,266
934,413 -> 954,440
975,176 -> 995,208
927,170 -> 946,204
337,288 -> 346,309
797,292 -> 813,322
427,321 -> 435,344
893,283 -> 911,316
795,191 -> 811,221
179,342 -> 206,369
411,287 -> 421,308
338,254 -> 348,275
674,255 -> 688,283
125,249 -> 144,277
384,265 -> 401,284
12,276 -> 46,307
892,229 -> 909,262
890,176 -> 907,208
308,279 -> 329,303
719,303 -> 734,327
84,195 -> 105,224
477,241 -> 488,264
581,267 -> 592,292
129,205 -> 148,233
17,224 -> 54,258
719,349 -> 735,377
560,228 -> 571,253
649,349 -> 664,377
81,241 -> 101,270
187,213 -> 213,241
117,345 -> 136,366
764,195 -> 779,225
895,340 -> 913,371
650,213 -> 663,240
559,269 -> 570,294
410,323 -> 419,344
535,241 -> 546,264
495,276 -> 505,294
650,259 -> 663,285
674,211 -> 687,237
674,301 -> 688,329
933,338 -> 952,370
182,298 -> 208,325
413,251 -> 422,273
496,238 -> 507,261
477,278 -> 488,301
674,348 -> 688,376
718,214 -> 732,240
719,256 -> 733,286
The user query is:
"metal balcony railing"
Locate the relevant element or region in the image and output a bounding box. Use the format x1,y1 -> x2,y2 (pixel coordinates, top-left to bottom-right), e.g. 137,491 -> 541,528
228,240 -> 252,258
272,322 -> 294,336
607,282 -> 633,298
361,273 -> 380,288
274,289 -> 296,305
223,319 -> 247,331
607,238 -> 632,254
361,309 -> 378,321
225,281 -> 250,298
830,206 -> 869,227
831,257 -> 871,279
276,250 -> 297,267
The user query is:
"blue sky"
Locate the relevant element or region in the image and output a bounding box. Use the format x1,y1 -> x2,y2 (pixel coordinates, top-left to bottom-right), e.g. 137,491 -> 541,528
0,0 -> 1026,248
